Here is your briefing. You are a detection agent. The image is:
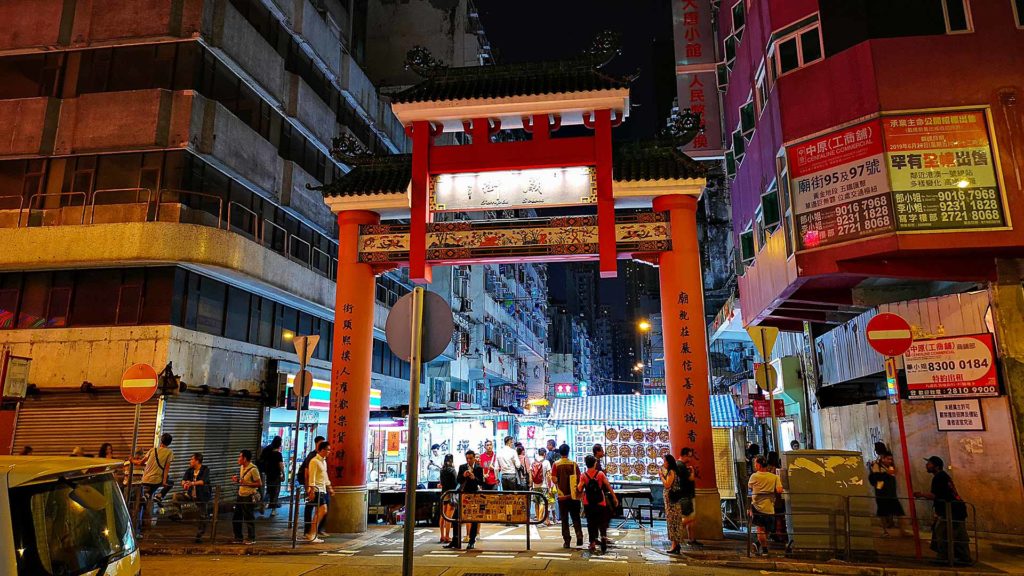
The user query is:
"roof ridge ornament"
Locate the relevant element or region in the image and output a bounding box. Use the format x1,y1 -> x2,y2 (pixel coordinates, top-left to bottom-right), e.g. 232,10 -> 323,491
330,133 -> 376,165
405,46 -> 448,78
584,30 -> 622,69
660,108 -> 703,147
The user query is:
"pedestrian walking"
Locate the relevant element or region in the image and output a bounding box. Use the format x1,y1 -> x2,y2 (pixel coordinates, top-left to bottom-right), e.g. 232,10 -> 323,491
661,454 -> 686,554
551,443 -> 584,548
495,436 -> 521,491
914,456 -> 971,565
677,448 -> 700,547
515,445 -> 530,489
479,440 -> 499,490
298,436 -> 326,536
304,441 -> 331,543
748,455 -> 783,556
765,451 -> 787,543
439,454 -> 457,544
133,433 -> 174,537
258,436 -> 284,517
531,448 -> 553,524
578,454 -> 617,554
451,449 -> 485,550
545,440 -> 560,522
232,449 -> 262,545
98,443 -> 115,459
869,451 -> 905,535
172,452 -> 211,542
592,444 -> 605,472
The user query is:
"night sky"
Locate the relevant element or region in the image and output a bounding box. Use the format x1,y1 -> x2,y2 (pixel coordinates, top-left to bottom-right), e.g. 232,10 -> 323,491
477,0 -> 676,317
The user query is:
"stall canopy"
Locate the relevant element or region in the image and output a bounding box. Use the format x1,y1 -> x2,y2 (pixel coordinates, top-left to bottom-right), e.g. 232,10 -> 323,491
549,394 -> 744,427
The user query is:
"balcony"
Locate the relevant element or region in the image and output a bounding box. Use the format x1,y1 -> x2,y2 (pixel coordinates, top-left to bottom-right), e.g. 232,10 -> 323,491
54,89 -> 193,155
297,0 -> 341,78
0,188 -> 337,284
218,0 -> 288,104
0,98 -> 56,158
192,93 -> 283,197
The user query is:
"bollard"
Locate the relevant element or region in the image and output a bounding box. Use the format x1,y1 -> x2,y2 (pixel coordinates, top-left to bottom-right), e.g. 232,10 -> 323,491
210,487 -> 220,545
843,496 -> 852,560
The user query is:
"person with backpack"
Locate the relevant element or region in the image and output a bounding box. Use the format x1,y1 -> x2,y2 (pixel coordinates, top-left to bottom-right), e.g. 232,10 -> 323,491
298,436 -> 326,536
915,456 -> 972,565
577,454 -> 617,554
133,432 -> 174,538
531,448 -> 553,524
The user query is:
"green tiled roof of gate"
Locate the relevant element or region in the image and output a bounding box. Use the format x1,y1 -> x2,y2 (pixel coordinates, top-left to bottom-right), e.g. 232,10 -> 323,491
316,155 -> 412,197
318,145 -> 704,198
391,60 -> 631,104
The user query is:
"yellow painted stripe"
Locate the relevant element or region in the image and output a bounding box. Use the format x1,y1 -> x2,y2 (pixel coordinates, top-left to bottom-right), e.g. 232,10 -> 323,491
122,378 -> 157,388
868,329 -> 911,339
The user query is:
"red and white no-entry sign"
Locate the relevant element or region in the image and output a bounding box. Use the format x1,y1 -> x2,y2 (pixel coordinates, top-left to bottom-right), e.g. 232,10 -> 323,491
120,363 -> 158,404
866,313 -> 914,357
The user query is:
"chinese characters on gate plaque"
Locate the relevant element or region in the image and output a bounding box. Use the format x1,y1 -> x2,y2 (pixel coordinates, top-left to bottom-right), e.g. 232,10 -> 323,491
676,290 -> 701,479
331,302 -> 356,478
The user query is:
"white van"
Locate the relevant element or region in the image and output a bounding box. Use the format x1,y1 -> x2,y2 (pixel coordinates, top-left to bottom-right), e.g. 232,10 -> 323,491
1,457 -> 141,575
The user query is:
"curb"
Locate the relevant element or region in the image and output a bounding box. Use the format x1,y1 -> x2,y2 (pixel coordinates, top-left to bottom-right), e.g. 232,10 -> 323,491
702,558 -> 997,576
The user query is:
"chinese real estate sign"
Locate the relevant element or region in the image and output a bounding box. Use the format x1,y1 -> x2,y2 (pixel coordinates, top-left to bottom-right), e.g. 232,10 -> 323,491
903,333 -> 999,399
786,108 -> 1005,250
788,120 -> 894,249
884,110 -> 1004,230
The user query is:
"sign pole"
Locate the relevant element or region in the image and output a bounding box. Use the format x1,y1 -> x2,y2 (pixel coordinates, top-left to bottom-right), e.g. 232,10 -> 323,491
126,403 -> 141,512
888,356 -> 921,559
402,287 -> 426,576
762,332 -> 780,452
290,338 -> 308,549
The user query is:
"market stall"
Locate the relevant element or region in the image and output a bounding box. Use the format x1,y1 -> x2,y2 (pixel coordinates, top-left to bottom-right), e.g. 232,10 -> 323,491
546,394 -> 745,506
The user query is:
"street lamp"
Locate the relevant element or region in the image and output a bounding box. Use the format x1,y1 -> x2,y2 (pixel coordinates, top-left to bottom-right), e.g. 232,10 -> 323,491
637,319 -> 652,332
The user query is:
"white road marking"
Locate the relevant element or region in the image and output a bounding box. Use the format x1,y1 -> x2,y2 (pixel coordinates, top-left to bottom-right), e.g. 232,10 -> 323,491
590,558 -> 627,563
482,525 -> 541,540
536,552 -> 571,557
478,554 -> 515,559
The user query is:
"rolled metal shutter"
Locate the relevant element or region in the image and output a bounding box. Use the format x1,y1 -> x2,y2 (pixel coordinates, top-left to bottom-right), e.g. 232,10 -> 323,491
159,394 -> 263,489
12,392 -> 160,458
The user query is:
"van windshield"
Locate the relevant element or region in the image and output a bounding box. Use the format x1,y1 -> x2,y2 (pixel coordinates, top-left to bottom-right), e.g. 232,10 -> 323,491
11,473 -> 135,576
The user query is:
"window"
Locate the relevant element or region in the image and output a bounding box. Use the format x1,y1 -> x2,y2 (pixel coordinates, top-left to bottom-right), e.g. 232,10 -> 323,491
773,23 -> 823,76
724,35 -> 737,69
739,101 -> 755,138
762,185 -> 781,229
716,63 -> 730,93
754,63 -> 768,116
732,1 -> 746,36
739,228 -> 756,263
724,151 -> 736,179
755,210 -> 767,249
777,150 -> 795,257
1014,0 -> 1024,27
732,128 -> 745,161
942,0 -> 972,33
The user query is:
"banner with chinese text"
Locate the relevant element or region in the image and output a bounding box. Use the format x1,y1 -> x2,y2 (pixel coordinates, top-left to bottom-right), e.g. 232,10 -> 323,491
672,0 -> 722,155
883,110 -> 1004,231
904,333 -> 999,399
787,119 -> 894,249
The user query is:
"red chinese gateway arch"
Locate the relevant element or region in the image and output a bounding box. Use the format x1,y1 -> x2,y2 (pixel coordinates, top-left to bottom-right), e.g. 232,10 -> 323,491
315,39 -> 720,538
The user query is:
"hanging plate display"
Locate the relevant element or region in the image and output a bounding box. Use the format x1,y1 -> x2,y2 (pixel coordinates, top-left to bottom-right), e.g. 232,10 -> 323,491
605,428 -> 618,441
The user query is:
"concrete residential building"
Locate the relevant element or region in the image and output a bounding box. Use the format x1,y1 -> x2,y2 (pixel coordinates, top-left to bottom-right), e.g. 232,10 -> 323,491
706,0 -> 1024,536
0,0 -> 409,483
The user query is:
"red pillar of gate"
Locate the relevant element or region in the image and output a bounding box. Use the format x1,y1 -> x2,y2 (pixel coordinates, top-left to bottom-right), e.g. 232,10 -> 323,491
593,109 -> 617,279
655,193 -> 722,539
325,209 -> 379,533
409,120 -> 433,284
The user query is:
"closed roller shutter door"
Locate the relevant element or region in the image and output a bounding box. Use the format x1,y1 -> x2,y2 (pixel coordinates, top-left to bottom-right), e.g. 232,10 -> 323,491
13,393 -> 160,458
160,395 -> 263,490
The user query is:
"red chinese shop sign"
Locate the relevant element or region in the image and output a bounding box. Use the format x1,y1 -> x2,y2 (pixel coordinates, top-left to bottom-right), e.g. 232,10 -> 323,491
903,333 -> 999,399
672,0 -> 722,155
751,399 -> 785,419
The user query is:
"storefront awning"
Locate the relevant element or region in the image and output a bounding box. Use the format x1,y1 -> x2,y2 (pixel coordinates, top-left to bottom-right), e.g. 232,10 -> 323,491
549,394 -> 744,427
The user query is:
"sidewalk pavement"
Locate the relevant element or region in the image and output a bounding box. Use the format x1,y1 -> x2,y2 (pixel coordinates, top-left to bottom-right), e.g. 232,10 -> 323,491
137,508 -> 1023,576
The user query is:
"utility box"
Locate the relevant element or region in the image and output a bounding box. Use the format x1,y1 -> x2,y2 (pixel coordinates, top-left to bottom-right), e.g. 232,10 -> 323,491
782,450 -> 873,555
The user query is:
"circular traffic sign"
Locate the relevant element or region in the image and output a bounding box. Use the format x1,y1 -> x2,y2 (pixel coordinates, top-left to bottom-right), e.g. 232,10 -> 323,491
386,290 -> 455,363
293,369 -> 314,398
120,363 -> 158,404
866,313 -> 914,357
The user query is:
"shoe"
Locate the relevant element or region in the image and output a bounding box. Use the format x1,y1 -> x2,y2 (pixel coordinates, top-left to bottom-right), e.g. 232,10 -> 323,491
751,542 -> 761,556
243,539 -> 255,545
563,542 -> 571,549
576,538 -> 583,547
194,536 -> 202,544
466,542 -> 475,550
600,540 -> 607,554
307,537 -> 324,544
318,531 -> 331,537
666,546 -> 681,554
589,543 -> 597,554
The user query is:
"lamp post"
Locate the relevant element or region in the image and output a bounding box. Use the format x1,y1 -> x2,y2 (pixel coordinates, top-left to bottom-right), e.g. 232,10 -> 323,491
637,319 -> 652,393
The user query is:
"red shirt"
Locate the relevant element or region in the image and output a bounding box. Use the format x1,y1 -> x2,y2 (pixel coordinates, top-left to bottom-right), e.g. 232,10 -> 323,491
479,452 -> 497,485
577,469 -> 613,507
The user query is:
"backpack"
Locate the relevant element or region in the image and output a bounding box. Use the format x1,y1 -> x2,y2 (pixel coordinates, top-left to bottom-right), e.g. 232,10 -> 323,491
583,471 -> 605,505
530,461 -> 544,485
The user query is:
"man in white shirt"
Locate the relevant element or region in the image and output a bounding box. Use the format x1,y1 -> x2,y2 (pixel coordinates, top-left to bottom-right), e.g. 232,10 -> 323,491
748,455 -> 783,555
495,436 -> 521,491
305,441 -> 332,542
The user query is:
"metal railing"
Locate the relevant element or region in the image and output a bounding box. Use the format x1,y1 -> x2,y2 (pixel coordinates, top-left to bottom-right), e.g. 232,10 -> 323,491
439,489 -> 549,550
743,493 -> 978,567
0,189 -> 337,281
